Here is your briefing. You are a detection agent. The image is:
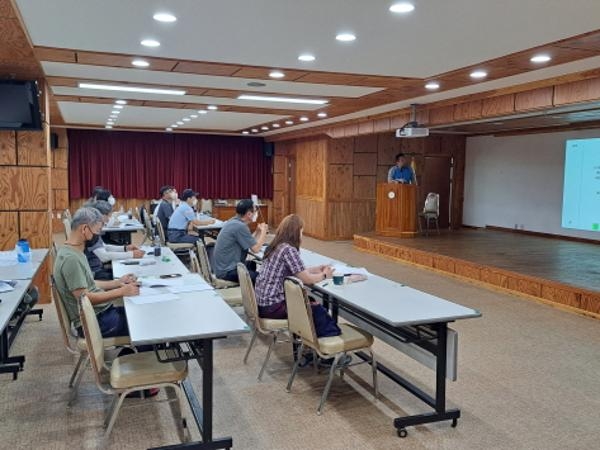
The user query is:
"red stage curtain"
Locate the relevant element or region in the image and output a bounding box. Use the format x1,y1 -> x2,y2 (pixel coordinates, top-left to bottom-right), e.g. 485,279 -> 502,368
68,129 -> 272,199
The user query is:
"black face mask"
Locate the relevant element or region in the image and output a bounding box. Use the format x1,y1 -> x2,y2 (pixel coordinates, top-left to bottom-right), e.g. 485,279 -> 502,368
85,232 -> 101,247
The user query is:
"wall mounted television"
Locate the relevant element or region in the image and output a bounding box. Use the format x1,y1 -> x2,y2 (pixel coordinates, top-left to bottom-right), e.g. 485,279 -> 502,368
0,80 -> 43,130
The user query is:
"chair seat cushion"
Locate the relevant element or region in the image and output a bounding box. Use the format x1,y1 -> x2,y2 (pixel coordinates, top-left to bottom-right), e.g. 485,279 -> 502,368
216,287 -> 243,307
110,352 -> 187,389
317,324 -> 373,355
258,318 -> 288,331
213,277 -> 239,289
77,335 -> 131,351
167,242 -> 194,249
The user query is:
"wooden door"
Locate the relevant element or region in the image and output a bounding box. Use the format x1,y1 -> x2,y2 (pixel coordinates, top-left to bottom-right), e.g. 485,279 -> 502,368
287,157 -> 296,214
418,156 -> 452,229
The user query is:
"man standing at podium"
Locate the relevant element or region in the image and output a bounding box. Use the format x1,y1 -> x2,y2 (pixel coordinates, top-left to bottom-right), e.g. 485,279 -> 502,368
387,153 -> 415,184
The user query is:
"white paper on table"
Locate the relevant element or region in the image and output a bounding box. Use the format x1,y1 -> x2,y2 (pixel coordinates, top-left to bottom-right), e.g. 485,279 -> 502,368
0,281 -> 15,292
139,277 -> 185,287
138,286 -> 166,296
129,293 -> 179,305
167,283 -> 213,294
331,265 -> 370,277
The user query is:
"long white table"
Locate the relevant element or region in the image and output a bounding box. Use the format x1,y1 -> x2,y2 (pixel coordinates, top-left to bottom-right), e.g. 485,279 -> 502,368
103,217 -> 145,246
114,245 -> 249,450
0,248 -> 48,380
299,248 -> 481,437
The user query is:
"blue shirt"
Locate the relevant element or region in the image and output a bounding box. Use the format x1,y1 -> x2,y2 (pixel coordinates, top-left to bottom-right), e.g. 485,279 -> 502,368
167,202 -> 195,230
388,165 -> 414,183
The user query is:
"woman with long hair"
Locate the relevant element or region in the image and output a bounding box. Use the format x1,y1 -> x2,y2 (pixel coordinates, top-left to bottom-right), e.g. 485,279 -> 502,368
255,214 -> 333,319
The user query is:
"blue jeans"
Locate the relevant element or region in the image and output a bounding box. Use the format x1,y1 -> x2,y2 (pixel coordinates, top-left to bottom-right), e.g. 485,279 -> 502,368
76,305 -> 128,338
167,229 -> 199,244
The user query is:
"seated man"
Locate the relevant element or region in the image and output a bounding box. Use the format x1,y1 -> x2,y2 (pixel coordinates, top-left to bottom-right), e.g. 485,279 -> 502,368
167,188 -> 215,243
154,185 -> 177,233
85,200 -> 145,280
53,207 -> 139,338
387,152 -> 415,184
213,199 -> 268,283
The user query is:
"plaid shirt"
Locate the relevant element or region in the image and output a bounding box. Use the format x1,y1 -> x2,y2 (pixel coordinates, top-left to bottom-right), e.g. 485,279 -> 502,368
255,243 -> 305,307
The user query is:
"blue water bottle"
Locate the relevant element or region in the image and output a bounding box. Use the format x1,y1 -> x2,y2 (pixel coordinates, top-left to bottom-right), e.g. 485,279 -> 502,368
16,238 -> 31,263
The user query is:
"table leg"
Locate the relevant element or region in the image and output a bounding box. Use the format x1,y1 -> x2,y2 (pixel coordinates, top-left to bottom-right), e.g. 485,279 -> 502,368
0,328 -> 24,380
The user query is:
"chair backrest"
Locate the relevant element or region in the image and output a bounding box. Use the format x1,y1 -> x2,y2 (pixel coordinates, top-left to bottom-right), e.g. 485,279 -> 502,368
62,217 -> 72,239
79,295 -> 106,386
195,241 -> 216,286
51,274 -> 78,354
237,263 -> 259,329
155,218 -> 167,245
423,192 -> 440,215
284,277 -> 318,349
189,249 -> 201,274
50,241 -> 58,259
200,198 -> 213,214
63,208 -> 72,221
133,206 -> 141,222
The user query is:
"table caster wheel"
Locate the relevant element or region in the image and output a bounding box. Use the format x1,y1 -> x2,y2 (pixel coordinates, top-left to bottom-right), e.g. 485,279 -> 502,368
397,428 -> 407,438
451,418 -> 458,428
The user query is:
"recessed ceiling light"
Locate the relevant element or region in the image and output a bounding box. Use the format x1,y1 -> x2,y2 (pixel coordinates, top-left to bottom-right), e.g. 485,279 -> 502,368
425,81 -> 440,90
242,130 -> 249,134
106,120 -> 114,124
115,100 -> 127,105
298,54 -> 316,62
109,114 -> 118,119
261,126 -> 269,130
317,112 -> 328,118
238,94 -> 328,105
153,12 -> 177,23
172,124 -> 178,128
111,110 -> 120,115
470,70 -> 487,79
269,70 -> 285,79
141,39 -> 160,48
113,104 -> 124,109
530,54 -> 551,63
177,121 -> 184,125
300,116 -> 309,122
79,83 -> 185,95
182,118 -> 191,122
207,105 -> 218,110
166,127 -> 173,132
285,120 -> 294,125
105,125 -> 113,129
131,59 -> 150,68
251,128 -> 259,133
336,33 -> 356,42
190,114 -> 198,118
389,2 -> 415,13
272,123 -> 280,128
198,110 -> 207,114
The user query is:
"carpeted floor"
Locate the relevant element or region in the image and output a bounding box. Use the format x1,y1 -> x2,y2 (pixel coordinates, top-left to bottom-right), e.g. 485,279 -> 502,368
1,236 -> 599,449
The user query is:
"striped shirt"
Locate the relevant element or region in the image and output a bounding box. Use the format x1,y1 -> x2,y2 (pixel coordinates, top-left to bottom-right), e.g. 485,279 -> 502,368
255,243 -> 305,307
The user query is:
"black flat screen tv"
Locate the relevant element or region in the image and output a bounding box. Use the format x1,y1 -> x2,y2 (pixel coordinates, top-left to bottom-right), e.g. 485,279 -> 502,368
0,80 -> 43,130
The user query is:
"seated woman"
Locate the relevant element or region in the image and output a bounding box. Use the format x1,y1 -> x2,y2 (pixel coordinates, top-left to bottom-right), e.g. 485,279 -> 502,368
255,214 -> 334,320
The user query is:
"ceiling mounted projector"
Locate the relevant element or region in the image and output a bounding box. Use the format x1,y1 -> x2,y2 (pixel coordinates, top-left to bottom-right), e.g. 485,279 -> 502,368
396,103 -> 429,138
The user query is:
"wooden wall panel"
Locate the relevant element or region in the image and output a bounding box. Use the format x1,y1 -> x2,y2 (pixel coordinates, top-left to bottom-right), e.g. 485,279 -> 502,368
17,131 -> 47,166
355,134 -> 378,153
428,105 -> 455,125
353,176 -> 377,200
296,197 -> 326,239
327,201 -> 375,240
19,211 -> 50,248
0,131 -> 16,165
0,212 -> 18,250
273,154 -> 286,174
327,165 -> 353,200
0,167 -> 49,210
51,168 -> 68,190
482,94 -> 515,117
376,165 -> 390,183
454,100 -> 482,121
353,152 -> 377,176
373,117 -> 391,133
273,172 -> 286,192
515,87 -> 554,111
52,146 -> 68,169
31,256 -> 51,304
554,77 -> 600,106
329,137 -> 354,164
377,133 -> 400,167
358,120 -> 374,135
296,138 -> 327,199
53,189 -> 69,210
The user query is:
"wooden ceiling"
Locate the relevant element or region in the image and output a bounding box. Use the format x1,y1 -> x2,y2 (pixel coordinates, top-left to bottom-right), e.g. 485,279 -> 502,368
3,0 -> 600,136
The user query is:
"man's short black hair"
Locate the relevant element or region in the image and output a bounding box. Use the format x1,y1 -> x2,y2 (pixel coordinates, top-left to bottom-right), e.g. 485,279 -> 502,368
395,153 -> 405,161
95,188 -> 112,201
181,188 -> 198,201
159,185 -> 174,196
236,199 -> 255,216
91,186 -> 105,198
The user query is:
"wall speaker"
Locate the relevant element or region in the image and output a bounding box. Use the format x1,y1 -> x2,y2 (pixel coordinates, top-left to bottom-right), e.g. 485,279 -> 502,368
263,142 -> 274,158
50,132 -> 59,150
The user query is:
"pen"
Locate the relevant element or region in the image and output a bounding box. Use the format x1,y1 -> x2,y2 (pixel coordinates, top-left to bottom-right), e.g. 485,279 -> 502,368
322,282 -> 329,287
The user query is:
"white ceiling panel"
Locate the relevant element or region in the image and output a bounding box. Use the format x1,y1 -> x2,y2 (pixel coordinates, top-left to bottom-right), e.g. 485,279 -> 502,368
58,102 -> 286,130
16,0 -> 600,77
41,61 -> 381,98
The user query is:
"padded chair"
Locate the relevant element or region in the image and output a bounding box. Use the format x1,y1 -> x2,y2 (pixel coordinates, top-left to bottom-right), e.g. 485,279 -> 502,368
418,192 -> 440,236
195,241 -> 239,289
51,275 -> 131,406
200,198 -> 213,215
237,263 -> 288,380
79,295 -> 188,437
155,219 -> 194,254
62,216 -> 72,240
140,205 -> 155,245
189,249 -> 242,307
284,277 -> 378,415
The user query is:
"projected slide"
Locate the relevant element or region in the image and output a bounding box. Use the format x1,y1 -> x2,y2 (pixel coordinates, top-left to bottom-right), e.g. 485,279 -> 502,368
562,138 -> 600,231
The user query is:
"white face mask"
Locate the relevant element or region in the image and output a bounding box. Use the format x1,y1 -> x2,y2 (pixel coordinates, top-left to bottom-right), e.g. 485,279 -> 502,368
108,195 -> 116,206
192,198 -> 198,207
170,192 -> 177,200
251,212 -> 258,222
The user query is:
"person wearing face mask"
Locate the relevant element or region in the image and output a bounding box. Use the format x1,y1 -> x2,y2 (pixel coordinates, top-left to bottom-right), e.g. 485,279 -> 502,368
167,188 -> 215,244
153,185 -> 177,232
53,207 -> 140,338
84,200 -> 145,280
213,199 -> 268,283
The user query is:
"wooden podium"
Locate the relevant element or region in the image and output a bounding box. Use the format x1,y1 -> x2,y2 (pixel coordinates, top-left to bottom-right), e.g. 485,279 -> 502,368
375,183 -> 417,237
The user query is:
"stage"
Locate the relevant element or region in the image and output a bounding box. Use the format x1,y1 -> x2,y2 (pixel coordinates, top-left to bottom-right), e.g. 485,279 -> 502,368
353,229 -> 600,317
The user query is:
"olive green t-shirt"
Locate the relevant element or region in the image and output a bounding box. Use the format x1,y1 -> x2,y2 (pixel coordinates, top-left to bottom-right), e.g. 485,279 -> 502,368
53,245 -> 110,328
